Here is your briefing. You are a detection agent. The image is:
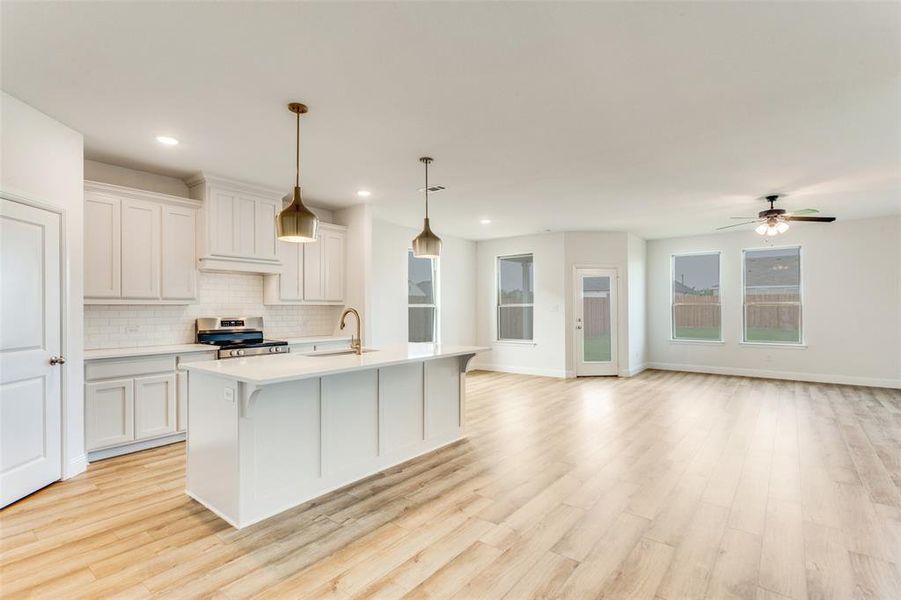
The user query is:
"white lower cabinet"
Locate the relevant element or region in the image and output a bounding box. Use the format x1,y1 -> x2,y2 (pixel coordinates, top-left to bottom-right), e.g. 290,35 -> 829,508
134,373 -> 176,440
85,351 -> 213,457
85,378 -> 135,450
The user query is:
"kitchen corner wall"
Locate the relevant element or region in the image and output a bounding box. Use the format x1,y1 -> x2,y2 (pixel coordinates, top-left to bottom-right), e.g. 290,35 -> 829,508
84,273 -> 341,349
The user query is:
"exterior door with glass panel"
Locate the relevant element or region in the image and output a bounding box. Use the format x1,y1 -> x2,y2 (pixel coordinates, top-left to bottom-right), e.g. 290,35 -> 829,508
574,268 -> 617,376
1,198 -> 63,507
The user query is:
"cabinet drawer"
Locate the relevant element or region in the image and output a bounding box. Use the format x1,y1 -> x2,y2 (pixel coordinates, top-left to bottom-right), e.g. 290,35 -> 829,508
85,355 -> 176,381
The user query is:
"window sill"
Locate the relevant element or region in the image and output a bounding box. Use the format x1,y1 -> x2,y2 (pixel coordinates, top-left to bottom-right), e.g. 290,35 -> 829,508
739,341 -> 807,349
668,339 -> 724,345
494,340 -> 537,347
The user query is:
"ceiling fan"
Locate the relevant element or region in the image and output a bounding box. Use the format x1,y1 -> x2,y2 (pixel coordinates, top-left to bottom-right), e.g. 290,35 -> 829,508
717,194 -> 836,236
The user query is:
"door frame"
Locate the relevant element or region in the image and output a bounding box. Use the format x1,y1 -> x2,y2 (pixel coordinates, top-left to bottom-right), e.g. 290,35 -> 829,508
1,190 -> 69,487
572,265 -> 618,377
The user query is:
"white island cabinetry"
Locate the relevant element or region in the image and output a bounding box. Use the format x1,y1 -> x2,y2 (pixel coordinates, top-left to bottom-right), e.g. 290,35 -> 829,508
183,344 -> 485,528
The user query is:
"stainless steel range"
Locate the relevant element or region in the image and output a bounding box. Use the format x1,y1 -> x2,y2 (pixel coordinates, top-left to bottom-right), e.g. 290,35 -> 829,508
196,317 -> 289,359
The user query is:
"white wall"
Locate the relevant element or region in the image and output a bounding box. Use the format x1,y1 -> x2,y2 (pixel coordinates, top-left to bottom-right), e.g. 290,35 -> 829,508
646,217 -> 901,387
84,159 -> 190,197
1,92 -> 86,478
627,233 -> 647,374
369,218 -> 477,348
473,233 -> 568,377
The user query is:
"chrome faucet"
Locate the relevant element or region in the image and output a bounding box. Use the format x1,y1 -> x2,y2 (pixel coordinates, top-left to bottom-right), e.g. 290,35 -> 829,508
340,307 -> 363,355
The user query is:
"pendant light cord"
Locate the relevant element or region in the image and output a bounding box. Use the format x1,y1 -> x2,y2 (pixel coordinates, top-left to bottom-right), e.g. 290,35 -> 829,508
295,110 -> 301,188
424,160 -> 429,219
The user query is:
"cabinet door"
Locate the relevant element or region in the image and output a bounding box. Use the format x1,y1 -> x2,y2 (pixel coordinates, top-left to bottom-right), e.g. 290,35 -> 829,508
161,205 -> 197,300
323,228 -> 345,302
254,197 -> 278,261
121,199 -> 161,299
85,379 -> 134,450
209,188 -> 237,256
278,240 -> 303,300
135,373 -> 176,440
234,195 -> 256,258
303,237 -> 324,301
176,370 -> 188,432
84,193 -> 121,298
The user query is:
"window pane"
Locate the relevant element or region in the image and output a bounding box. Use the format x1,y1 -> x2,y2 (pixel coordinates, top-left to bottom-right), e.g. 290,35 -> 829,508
408,251 -> 434,305
498,306 -> 534,340
744,247 -> 801,343
583,276 -> 611,361
672,253 -> 721,340
498,255 -> 534,305
408,307 -> 435,342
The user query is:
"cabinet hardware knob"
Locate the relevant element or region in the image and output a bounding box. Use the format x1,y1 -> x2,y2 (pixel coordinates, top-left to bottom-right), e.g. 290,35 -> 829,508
49,356 -> 66,365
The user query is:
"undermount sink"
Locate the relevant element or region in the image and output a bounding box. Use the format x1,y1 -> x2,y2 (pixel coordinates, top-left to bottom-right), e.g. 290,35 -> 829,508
306,348 -> 378,357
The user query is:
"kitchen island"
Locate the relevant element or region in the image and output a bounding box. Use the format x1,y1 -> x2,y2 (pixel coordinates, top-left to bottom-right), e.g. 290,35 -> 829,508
182,344 -> 486,528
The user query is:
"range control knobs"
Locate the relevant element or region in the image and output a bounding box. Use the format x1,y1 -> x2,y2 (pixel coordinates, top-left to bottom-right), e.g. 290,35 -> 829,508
237,350 -> 245,356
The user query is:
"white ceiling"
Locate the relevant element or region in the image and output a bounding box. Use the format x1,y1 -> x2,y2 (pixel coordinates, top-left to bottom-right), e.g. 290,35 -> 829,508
3,1 -> 899,240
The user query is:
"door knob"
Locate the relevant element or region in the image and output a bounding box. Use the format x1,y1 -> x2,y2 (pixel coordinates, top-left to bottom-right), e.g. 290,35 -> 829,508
49,356 -> 66,365
576,325 -> 582,330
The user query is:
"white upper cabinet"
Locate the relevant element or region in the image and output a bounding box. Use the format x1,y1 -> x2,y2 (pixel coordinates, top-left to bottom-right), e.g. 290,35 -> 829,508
84,181 -> 199,304
161,205 -> 197,300
84,192 -> 121,298
121,198 -> 161,299
263,223 -> 346,305
188,174 -> 283,274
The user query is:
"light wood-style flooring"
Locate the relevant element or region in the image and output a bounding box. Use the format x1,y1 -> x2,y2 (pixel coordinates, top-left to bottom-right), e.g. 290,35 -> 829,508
2,370 -> 901,599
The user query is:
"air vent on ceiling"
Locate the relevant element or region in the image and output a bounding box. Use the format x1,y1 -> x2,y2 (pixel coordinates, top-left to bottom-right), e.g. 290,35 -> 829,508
418,185 -> 446,193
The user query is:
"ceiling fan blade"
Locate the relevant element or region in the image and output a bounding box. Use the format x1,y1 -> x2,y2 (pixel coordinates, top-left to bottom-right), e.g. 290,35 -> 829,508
787,208 -> 819,215
784,216 -> 836,222
716,220 -> 760,230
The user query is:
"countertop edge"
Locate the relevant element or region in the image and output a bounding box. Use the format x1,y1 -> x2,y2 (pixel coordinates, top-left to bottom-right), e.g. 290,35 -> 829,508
84,335 -> 352,361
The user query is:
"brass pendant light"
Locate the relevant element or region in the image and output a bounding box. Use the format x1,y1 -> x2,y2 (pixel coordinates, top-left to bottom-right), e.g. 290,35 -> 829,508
412,156 -> 442,258
277,102 -> 319,243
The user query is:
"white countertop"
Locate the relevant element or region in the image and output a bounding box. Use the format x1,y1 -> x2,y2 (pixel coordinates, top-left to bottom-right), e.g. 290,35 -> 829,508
84,335 -> 352,361
182,343 -> 488,385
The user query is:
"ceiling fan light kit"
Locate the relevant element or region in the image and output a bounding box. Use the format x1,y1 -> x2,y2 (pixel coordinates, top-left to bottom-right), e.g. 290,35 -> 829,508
277,102 -> 320,243
718,194 -> 836,236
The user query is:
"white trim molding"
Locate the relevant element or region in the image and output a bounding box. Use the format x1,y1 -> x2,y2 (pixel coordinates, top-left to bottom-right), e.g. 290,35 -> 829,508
471,364 -> 569,379
647,362 -> 900,389
63,454 -> 87,479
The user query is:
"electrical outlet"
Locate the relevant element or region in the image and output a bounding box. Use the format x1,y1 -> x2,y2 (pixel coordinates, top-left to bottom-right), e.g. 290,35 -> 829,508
224,388 -> 235,403
125,325 -> 141,334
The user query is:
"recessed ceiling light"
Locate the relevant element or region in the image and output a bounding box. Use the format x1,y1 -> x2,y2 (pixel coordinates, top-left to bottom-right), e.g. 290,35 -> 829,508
156,136 -> 179,146
480,219 -> 492,225
356,190 -> 371,197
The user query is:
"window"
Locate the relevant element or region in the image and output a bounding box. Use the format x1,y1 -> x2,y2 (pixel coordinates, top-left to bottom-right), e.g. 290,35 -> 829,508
743,247 -> 802,344
671,253 -> 721,341
408,250 -> 437,342
497,254 -> 534,341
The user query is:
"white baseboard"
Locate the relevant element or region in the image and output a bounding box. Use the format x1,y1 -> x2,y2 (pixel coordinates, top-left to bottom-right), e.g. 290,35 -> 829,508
472,363 -> 569,379
63,454 -> 87,479
646,362 -> 901,389
87,432 -> 186,462
617,363 -> 648,378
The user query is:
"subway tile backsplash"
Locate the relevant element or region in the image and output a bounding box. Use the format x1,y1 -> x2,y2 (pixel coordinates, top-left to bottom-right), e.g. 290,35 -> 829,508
84,272 -> 342,349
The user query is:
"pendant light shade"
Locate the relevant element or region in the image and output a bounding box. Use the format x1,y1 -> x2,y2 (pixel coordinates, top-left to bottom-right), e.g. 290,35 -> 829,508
412,157 -> 441,258
277,102 -> 319,243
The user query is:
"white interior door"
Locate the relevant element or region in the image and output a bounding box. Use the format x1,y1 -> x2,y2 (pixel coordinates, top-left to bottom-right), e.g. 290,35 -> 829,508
1,198 -> 63,507
574,268 -> 618,376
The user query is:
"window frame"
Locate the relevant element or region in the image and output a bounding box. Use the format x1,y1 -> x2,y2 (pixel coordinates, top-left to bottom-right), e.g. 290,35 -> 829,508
741,245 -> 804,346
669,251 -> 723,343
407,249 -> 439,344
496,253 -> 535,343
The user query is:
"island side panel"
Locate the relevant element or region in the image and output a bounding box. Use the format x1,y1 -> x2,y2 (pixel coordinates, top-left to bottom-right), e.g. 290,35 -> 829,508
378,362 -> 425,458
321,370 -> 380,482
185,371 -> 240,527
239,377 -> 321,525
424,357 -> 462,444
